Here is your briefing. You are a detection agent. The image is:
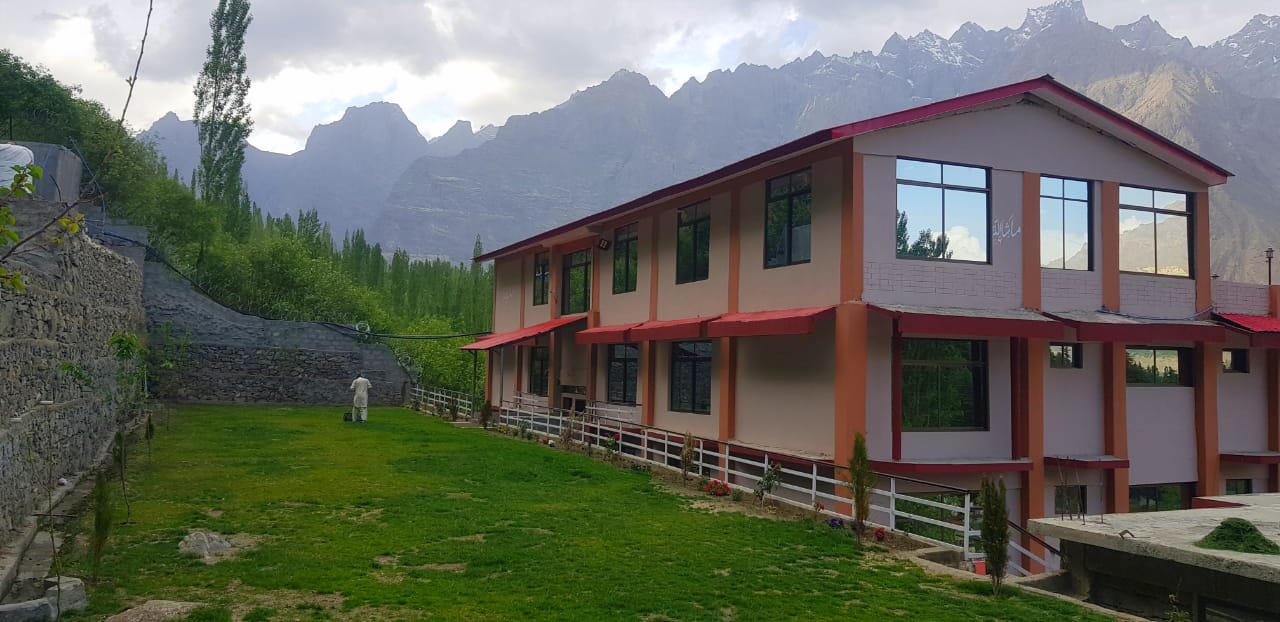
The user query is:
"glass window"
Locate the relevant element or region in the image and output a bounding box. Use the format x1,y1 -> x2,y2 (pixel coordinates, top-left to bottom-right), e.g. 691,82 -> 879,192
1050,343 -> 1082,369
901,339 -> 988,430
896,158 -> 989,262
670,341 -> 712,414
1129,483 -> 1191,512
612,223 -> 638,294
676,202 -> 710,284
1125,347 -> 1191,386
532,252 -> 549,306
1040,176 -> 1091,270
1225,479 -> 1253,495
528,346 -> 549,396
1222,349 -> 1250,373
607,343 -> 639,405
764,169 -> 812,268
1054,485 -> 1087,516
1118,185 -> 1191,277
560,249 -> 591,315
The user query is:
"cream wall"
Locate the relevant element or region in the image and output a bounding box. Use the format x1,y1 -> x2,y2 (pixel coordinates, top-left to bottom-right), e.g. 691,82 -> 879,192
493,257 -> 523,332
901,337 -> 1013,460
734,322 -> 836,456
598,216 -> 655,326
652,340 -> 720,438
860,154 -> 1023,310
1119,274 -> 1196,318
1127,386 -> 1197,485
1044,340 -> 1105,457
493,346 -> 518,405
1218,346 -> 1268,453
558,338 -> 591,392
737,156 -> 843,313
865,313 -> 894,461
655,193 -> 730,320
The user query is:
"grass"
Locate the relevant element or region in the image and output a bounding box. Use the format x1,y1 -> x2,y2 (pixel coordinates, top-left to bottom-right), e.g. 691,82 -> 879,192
57,405 -> 1113,621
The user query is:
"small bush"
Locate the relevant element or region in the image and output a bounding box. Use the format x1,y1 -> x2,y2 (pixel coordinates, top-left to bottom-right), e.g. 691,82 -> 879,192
1196,517 -> 1280,555
754,463 -> 781,505
680,432 -> 696,482
705,479 -> 730,496
730,489 -> 743,502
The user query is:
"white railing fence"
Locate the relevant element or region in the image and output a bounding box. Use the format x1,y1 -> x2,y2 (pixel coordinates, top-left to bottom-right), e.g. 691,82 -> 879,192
410,386 -> 474,419
492,400 -> 1053,575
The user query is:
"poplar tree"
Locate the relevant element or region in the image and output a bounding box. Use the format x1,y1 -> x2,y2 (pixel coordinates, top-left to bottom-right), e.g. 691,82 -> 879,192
193,0 -> 253,211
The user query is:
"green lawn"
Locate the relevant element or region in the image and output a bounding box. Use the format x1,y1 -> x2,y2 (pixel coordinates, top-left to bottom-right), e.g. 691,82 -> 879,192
58,405 -> 1109,621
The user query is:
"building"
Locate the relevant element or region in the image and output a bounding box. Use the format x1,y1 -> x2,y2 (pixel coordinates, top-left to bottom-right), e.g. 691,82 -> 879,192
463,75 -> 1280,532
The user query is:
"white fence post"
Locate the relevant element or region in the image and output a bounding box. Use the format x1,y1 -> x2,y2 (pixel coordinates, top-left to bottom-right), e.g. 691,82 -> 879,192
888,478 -> 897,531
963,492 -> 973,557
810,463 -> 818,507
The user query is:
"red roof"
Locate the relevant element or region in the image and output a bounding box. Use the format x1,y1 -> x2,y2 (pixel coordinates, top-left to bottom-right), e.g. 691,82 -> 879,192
628,316 -> 719,342
476,74 -> 1231,262
575,322 -> 640,345
1217,313 -> 1280,347
706,306 -> 835,338
461,315 -> 584,350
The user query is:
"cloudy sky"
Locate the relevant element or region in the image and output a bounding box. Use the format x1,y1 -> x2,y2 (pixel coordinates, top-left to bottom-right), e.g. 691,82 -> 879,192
3,0 -> 1274,154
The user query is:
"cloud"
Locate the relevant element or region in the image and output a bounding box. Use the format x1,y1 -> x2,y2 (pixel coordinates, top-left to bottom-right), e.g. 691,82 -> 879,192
1,0 -> 1276,152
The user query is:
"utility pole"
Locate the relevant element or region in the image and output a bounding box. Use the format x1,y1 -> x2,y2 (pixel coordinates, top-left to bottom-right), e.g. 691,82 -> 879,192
1267,247 -> 1274,287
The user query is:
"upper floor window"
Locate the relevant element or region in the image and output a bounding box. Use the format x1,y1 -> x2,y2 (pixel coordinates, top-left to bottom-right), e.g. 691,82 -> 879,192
670,341 -> 712,414
896,158 -> 989,263
607,343 -> 639,405
901,338 -> 989,430
613,223 -> 639,294
1040,176 -> 1091,270
676,202 -> 710,284
764,169 -> 812,268
1118,186 -> 1190,277
1125,347 -> 1190,386
532,252 -> 549,306
560,249 -> 591,315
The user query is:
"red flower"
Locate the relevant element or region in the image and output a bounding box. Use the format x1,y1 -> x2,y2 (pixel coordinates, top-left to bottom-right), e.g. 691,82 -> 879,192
614,433 -> 620,440
818,503 -> 825,511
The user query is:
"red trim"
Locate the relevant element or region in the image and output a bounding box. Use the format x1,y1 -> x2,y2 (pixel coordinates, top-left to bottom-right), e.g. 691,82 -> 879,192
1191,498 -> 1246,509
1044,456 -> 1130,470
705,306 -> 835,338
870,305 -> 1064,339
891,320 -> 903,461
575,323 -> 640,345
1220,452 -> 1280,465
475,75 -> 1230,262
871,459 -> 1034,475
629,316 -> 719,342
461,315 -> 584,350
1047,315 -> 1225,343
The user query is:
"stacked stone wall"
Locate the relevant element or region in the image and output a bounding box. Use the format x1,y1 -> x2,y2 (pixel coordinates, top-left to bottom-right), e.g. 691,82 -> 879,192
0,200 -> 144,533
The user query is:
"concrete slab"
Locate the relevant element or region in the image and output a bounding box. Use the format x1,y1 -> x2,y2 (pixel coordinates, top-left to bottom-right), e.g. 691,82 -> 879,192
1028,499 -> 1280,585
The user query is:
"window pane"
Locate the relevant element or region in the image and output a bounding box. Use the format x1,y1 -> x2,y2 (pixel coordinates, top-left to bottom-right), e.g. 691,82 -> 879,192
902,364 -> 978,428
1155,213 -> 1189,276
897,184 -> 943,257
791,170 -> 811,192
1126,348 -> 1156,384
1153,349 -> 1181,384
671,360 -> 691,410
1063,179 -> 1089,201
1040,197 -> 1065,269
1040,176 -> 1063,198
694,359 -> 712,413
944,189 -> 988,262
608,361 -> 624,403
676,224 -> 694,283
791,193 -> 811,263
764,199 -> 788,268
1154,191 -> 1187,212
943,164 -> 986,189
695,222 -> 710,281
767,177 -> 789,199
1119,186 -> 1153,208
903,339 -> 972,362
897,159 -> 940,183
1119,208 -> 1156,273
1063,199 -> 1090,270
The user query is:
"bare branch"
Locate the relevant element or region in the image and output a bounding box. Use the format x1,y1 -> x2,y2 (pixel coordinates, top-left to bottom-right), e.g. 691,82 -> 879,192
118,0 -> 155,127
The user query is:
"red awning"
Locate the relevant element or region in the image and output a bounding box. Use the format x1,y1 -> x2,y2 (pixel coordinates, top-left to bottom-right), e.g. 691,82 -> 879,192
461,316 -> 585,351
629,316 -> 720,341
706,306 -> 835,338
575,322 -> 641,345
1220,451 -> 1280,465
869,304 -> 1064,339
1216,314 -> 1280,348
1044,455 -> 1130,470
1047,311 -> 1225,343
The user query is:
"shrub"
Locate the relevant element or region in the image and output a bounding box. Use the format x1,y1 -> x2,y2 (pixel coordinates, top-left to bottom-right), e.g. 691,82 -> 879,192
479,401 -> 492,429
680,432 -> 696,483
706,479 -> 730,496
979,477 -> 1009,595
730,489 -> 744,502
848,432 -> 875,539
754,463 -> 782,506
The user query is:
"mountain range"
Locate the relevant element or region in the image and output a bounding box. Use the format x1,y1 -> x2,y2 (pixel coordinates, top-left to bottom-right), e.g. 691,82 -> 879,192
143,0 -> 1280,282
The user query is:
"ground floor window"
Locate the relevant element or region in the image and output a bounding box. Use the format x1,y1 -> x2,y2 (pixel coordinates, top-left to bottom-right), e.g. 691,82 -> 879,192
1125,347 -> 1191,386
670,341 -> 712,414
901,338 -> 989,430
1129,483 -> 1191,512
1054,485 -> 1087,516
528,346 -> 549,396
607,343 -> 639,404
1225,478 -> 1253,495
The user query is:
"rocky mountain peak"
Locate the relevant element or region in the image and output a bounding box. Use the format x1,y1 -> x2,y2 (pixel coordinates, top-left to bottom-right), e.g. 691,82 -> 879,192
304,101 -> 424,153
1020,0 -> 1089,33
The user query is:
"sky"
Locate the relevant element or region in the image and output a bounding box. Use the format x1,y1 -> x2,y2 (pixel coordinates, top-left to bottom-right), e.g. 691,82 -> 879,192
2,0 -> 1275,154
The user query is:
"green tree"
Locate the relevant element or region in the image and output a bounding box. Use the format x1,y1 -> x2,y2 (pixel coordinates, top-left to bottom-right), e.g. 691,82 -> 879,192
193,0 -> 253,210
979,477 -> 1009,595
848,432 -> 876,539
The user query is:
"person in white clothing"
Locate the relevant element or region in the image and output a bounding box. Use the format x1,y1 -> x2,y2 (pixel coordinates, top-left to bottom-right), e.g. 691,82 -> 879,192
350,373 -> 372,422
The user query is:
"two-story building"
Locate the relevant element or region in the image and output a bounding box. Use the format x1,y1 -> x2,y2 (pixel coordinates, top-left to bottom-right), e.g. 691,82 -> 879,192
463,75 -> 1280,530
